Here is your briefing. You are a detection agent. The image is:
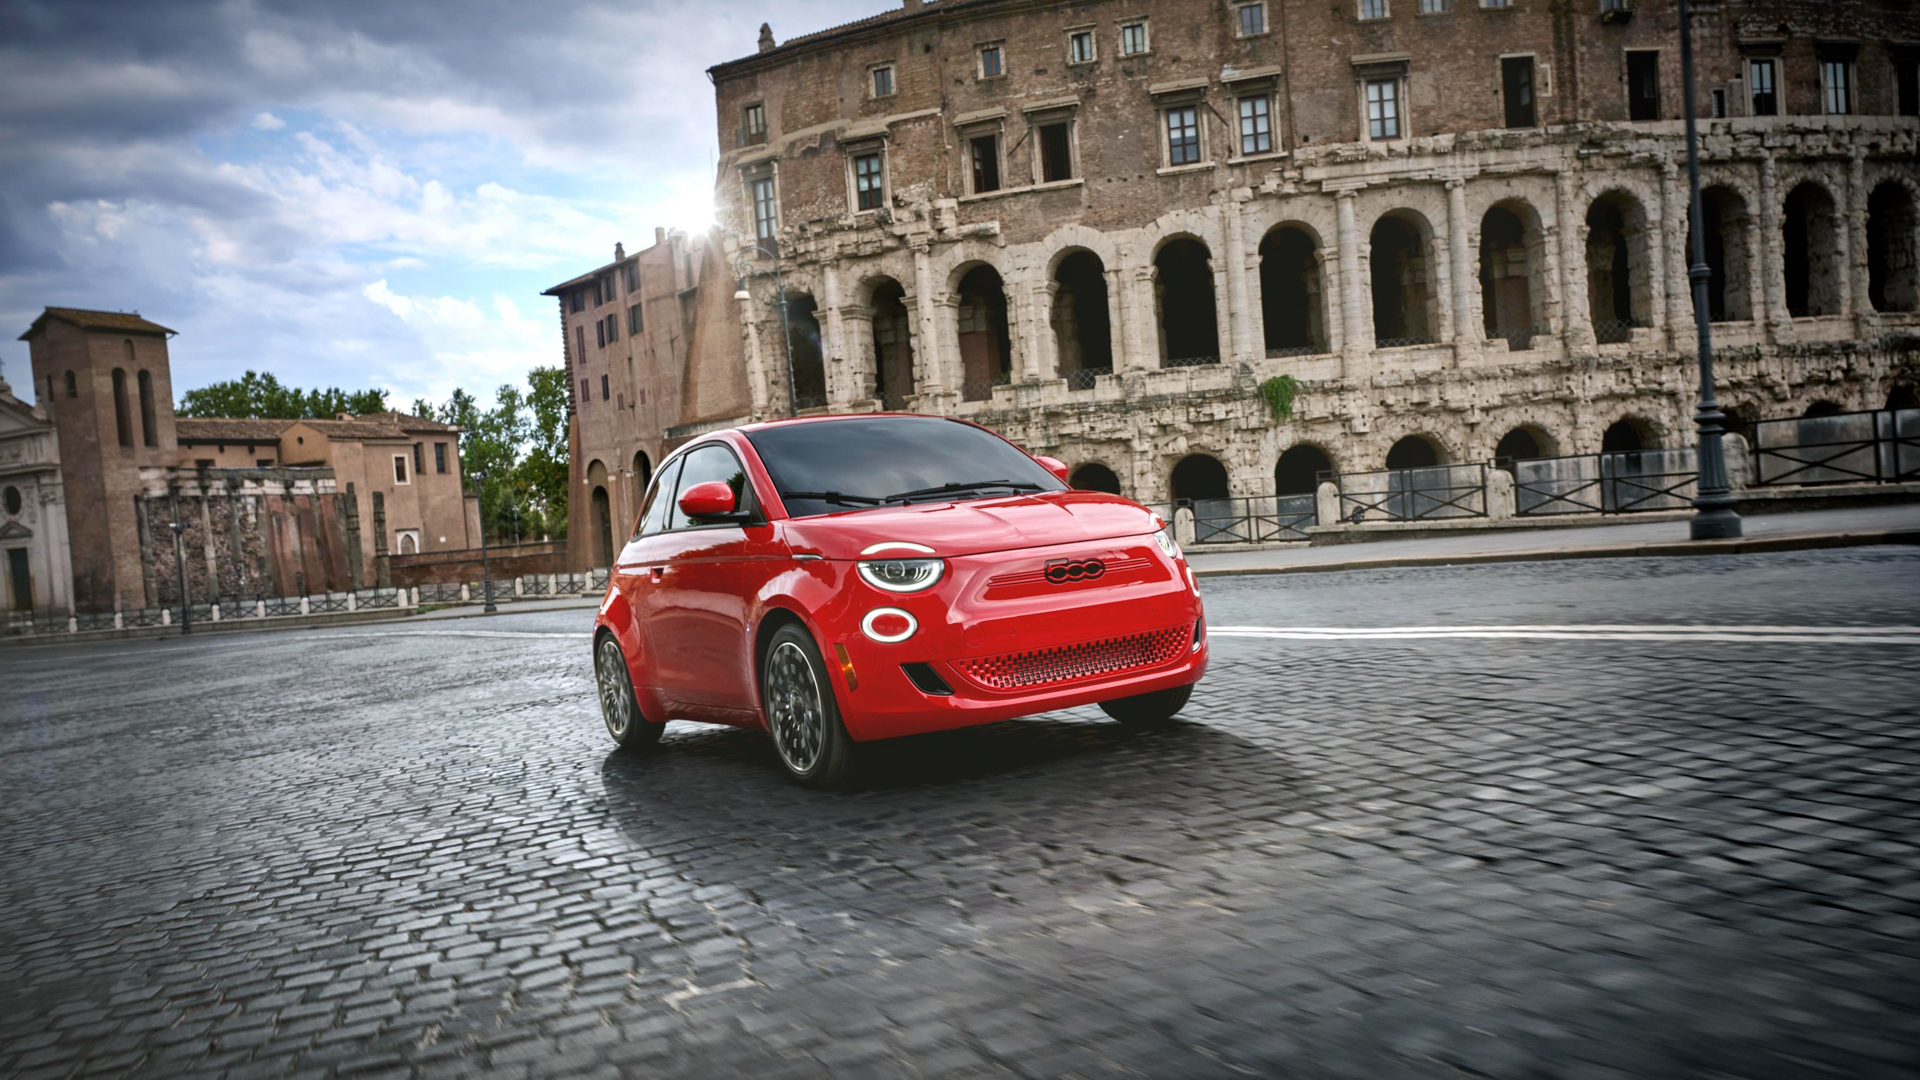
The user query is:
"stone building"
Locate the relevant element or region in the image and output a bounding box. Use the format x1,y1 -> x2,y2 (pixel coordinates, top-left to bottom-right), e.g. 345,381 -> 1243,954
690,0 -> 1919,511
0,364 -> 73,617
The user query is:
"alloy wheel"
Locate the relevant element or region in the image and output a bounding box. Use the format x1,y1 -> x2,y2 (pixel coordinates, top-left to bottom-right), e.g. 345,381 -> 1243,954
766,640 -> 824,773
597,636 -> 634,740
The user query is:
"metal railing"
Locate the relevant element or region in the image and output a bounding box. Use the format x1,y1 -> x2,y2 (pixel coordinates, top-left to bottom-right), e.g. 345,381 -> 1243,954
309,592 -> 350,614
1375,334 -> 1437,349
1490,325 -> 1552,351
1592,318 -> 1640,344
1162,355 -> 1219,368
1506,449 -> 1697,516
961,374 -> 1011,401
357,588 -> 400,610
1175,494 -> 1317,544
1335,464 -> 1488,521
1066,366 -> 1111,390
1754,407 -> 1920,487
1265,344 -> 1322,358
417,582 -> 464,604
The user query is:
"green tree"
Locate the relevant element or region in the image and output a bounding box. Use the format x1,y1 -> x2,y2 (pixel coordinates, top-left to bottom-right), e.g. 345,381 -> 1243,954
178,370 -> 387,419
415,384 -> 533,545
517,366 -> 571,541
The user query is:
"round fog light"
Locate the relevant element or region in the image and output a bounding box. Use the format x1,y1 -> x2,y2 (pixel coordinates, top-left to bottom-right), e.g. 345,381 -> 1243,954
861,607 -> 918,643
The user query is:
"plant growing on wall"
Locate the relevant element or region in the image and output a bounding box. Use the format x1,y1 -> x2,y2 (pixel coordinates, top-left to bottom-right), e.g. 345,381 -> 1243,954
1259,375 -> 1300,423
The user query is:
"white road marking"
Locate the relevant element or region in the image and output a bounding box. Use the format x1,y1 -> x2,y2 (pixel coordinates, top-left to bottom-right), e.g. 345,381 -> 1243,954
326,629 -> 593,640
1208,624 -> 1920,644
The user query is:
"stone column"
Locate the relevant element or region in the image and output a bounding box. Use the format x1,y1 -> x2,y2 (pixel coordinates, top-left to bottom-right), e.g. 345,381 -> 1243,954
1643,161 -> 1672,343
1104,266 -> 1127,374
821,262 -> 850,404
1429,211 -> 1456,347
1758,153 -> 1796,344
911,244 -> 944,392
1126,259 -> 1160,372
1447,178 -> 1480,345
1661,159 -> 1692,348
1555,170 -> 1593,348
1846,148 -> 1870,323
1037,281 -> 1063,381
1224,193 -> 1255,363
197,493 -> 218,596
1336,189 -> 1372,360
371,491 -> 391,589
838,303 -> 877,401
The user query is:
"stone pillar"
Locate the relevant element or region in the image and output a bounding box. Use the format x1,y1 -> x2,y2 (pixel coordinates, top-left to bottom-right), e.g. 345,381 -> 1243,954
1126,260 -> 1160,372
1314,481 -> 1341,528
371,491 -> 391,590
1036,281 -> 1063,381
197,493 -> 218,598
1103,266 -> 1128,374
1555,171 -> 1593,348
1447,178 -> 1480,345
1336,189 -> 1373,360
1224,194 -> 1255,363
1759,153 -> 1796,344
1661,159 -> 1692,348
838,303 -> 877,401
341,481 -> 365,592
911,244 -> 943,392
1645,161 -> 1672,343
1486,468 -> 1516,520
1846,148 -> 1870,323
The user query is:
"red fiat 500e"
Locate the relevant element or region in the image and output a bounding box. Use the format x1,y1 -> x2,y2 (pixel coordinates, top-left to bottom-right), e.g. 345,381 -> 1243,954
591,414 -> 1207,785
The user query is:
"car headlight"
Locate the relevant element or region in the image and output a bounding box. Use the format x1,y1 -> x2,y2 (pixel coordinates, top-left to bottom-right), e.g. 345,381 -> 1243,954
858,558 -> 945,593
1153,524 -> 1182,561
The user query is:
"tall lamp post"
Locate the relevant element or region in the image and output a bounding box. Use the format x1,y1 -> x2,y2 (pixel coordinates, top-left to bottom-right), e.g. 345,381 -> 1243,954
732,237 -> 800,418
469,459 -> 498,614
168,519 -> 192,635
1679,0 -> 1743,540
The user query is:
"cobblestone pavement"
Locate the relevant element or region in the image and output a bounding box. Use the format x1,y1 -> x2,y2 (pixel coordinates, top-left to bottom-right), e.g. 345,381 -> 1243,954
3,548 -> 1918,1080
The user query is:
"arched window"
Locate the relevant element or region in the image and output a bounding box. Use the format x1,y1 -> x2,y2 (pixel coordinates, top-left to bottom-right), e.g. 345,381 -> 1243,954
1370,214 -> 1435,346
1479,205 -> 1538,349
136,370 -> 158,447
1586,193 -> 1650,342
591,485 -> 614,568
1154,238 -> 1220,366
1171,453 -> 1231,541
1688,186 -> 1753,323
784,293 -> 827,410
1601,419 -> 1647,453
1803,401 -> 1844,418
1069,463 -> 1121,494
63,370 -> 76,398
1494,426 -> 1550,462
1385,435 -> 1440,469
111,368 -> 133,447
1052,251 -> 1113,387
956,265 -> 1013,400
399,533 -> 418,554
1784,182 -> 1841,317
869,278 -> 916,408
1260,226 -> 1325,355
632,450 -> 652,511
1274,444 -> 1332,496
1867,182 -> 1918,313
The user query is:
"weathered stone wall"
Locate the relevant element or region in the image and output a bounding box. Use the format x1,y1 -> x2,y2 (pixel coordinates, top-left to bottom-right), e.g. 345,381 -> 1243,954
138,468 -> 355,605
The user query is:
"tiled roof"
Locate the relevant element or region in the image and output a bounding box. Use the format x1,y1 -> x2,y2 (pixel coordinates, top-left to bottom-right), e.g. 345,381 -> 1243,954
174,417 -> 293,442
380,411 -> 460,434
19,307 -> 176,339
176,412 -> 459,443
301,418 -> 407,441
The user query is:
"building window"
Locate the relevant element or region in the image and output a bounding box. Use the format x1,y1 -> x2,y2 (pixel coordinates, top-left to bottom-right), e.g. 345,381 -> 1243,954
596,320 -> 606,348
750,175 -> 777,241
600,374 -> 609,401
1238,95 -> 1272,156
1502,55 -> 1536,128
1417,0 -> 1450,11
1358,0 -> 1387,20
393,454 -> 409,485
1165,106 -> 1201,166
1480,0 -> 1509,7
64,370 -> 76,398
1237,2 -> 1267,36
136,369 -> 157,447
568,290 -> 585,313
603,274 -> 617,301
853,151 -> 885,211
580,377 -> 590,404
969,133 -> 1002,193
605,312 -> 618,343
623,262 -> 640,293
1711,88 -> 1727,118
742,102 -> 766,144
979,44 -> 1004,80
412,442 -> 424,475
1037,120 -> 1074,182
1366,78 -> 1401,139
1120,21 -> 1148,56
1821,60 -> 1852,115
871,64 -> 895,98
1627,50 -> 1660,120
574,326 -> 585,365
1068,29 -> 1095,65
111,368 -> 132,447
435,443 -> 448,474
1749,59 -> 1777,116
629,303 -> 643,335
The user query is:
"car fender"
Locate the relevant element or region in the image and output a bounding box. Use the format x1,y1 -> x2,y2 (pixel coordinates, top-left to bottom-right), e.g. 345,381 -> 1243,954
747,560 -> 849,720
596,588 -> 668,722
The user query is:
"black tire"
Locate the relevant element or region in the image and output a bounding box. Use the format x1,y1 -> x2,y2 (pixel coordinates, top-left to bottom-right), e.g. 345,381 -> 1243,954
595,632 -> 664,753
1099,683 -> 1193,726
760,622 -> 858,787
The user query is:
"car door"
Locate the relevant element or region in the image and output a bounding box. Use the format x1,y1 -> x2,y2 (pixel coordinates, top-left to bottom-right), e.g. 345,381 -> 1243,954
648,441 -> 788,715
612,456 -> 681,699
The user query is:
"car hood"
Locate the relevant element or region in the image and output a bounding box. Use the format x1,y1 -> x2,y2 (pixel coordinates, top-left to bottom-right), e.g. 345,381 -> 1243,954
779,490 -> 1162,559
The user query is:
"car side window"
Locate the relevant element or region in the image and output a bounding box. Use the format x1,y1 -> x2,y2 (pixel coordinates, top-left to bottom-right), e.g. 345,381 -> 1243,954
636,458 -> 682,539
666,443 -> 753,531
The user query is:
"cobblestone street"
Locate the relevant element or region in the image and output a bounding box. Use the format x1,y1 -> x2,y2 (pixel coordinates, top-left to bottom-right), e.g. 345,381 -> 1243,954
3,548 -> 1918,1079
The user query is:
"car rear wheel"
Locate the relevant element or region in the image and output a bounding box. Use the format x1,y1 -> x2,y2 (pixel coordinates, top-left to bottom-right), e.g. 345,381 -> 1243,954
596,633 -> 663,753
1099,683 -> 1193,726
761,623 -> 857,787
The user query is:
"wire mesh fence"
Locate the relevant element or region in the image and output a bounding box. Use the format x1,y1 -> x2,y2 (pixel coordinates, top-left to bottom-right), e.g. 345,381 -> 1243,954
1335,464 -> 1488,522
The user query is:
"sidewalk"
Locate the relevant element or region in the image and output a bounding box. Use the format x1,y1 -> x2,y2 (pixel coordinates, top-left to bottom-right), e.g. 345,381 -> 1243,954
1185,502 -> 1920,577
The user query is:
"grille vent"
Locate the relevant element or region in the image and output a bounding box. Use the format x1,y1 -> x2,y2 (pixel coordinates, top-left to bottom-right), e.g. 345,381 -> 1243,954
952,625 -> 1189,691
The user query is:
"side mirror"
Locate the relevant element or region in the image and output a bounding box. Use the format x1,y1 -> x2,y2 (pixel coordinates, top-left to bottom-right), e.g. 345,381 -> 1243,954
677,480 -> 739,520
1034,455 -> 1072,485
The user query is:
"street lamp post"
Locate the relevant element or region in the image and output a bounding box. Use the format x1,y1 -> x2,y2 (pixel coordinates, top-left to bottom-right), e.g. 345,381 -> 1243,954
1678,0 -> 1743,540
733,238 -> 801,418
168,519 -> 192,635
470,459 -> 498,615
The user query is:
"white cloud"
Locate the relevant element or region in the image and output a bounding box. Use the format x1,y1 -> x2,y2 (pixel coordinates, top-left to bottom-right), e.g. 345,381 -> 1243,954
250,111 -> 286,130
363,279 -> 551,401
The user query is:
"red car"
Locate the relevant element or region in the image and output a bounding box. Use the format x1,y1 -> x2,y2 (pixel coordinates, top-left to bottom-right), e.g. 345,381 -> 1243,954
591,414 -> 1207,785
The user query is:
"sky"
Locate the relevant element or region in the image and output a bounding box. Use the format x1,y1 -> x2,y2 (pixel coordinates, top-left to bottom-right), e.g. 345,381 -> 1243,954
0,0 -> 880,409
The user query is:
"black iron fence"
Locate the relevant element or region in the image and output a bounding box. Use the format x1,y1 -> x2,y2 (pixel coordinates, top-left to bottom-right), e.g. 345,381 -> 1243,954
1066,366 -> 1111,390
1173,494 -> 1317,544
1505,448 -> 1698,516
1753,407 -> 1919,487
1592,318 -> 1640,345
1335,464 -> 1488,522
1162,355 -> 1220,368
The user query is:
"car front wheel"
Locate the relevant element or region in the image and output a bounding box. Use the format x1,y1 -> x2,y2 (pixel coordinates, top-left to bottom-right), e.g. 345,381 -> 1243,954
1099,683 -> 1193,726
596,633 -> 663,753
761,623 -> 858,787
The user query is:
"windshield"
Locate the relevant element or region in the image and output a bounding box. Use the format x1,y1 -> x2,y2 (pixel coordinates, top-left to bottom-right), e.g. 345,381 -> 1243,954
745,416 -> 1066,518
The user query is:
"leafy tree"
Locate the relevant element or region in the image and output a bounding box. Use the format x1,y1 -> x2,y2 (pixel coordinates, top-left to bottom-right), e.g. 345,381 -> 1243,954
178,370 -> 387,419
518,366 -> 571,541
414,384 -> 538,545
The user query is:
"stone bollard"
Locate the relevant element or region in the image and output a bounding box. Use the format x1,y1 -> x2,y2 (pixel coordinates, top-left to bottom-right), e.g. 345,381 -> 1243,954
346,591 -> 357,612
549,574 -> 558,595
300,596 -> 311,616
114,611 -> 124,630
515,576 -> 525,597
460,583 -> 471,603
256,600 -> 267,619
1315,481 -> 1341,528
161,608 -> 171,626
211,604 -> 221,622
1173,506 -> 1197,548
67,615 -> 77,634
1724,432 -> 1753,491
1486,468 -> 1517,520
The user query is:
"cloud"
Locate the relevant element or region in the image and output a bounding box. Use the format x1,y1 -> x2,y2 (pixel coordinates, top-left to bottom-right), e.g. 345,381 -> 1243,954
250,111 -> 285,130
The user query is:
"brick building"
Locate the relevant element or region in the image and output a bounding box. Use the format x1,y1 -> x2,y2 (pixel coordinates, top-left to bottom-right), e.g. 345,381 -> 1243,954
682,0 -> 1918,514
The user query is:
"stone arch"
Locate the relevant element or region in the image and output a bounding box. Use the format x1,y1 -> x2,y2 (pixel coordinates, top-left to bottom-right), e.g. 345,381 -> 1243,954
1601,417 -> 1655,452
1170,453 -> 1231,502
398,532 -> 418,555
1274,443 -> 1333,496
632,450 -> 652,509
1259,223 -> 1327,355
1478,201 -> 1545,349
1867,181 -> 1918,313
1369,210 -> 1438,346
1586,189 -> 1653,341
1385,434 -> 1442,469
954,263 -> 1013,400
1783,181 -> 1841,318
1070,462 -> 1122,494
1494,424 -> 1555,462
1040,223 -> 1124,278
1803,400 -> 1845,418
590,486 -> 613,568
1051,249 -> 1113,383
782,292 -> 827,410
1153,236 -> 1220,366
1688,184 -> 1754,323
864,275 -> 916,408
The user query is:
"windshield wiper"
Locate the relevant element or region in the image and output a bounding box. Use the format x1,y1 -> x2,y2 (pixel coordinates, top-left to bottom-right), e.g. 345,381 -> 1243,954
778,490 -> 887,507
882,479 -> 1044,503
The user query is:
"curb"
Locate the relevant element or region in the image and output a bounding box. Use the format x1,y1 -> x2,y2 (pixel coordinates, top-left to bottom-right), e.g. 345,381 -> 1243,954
1190,529 -> 1920,578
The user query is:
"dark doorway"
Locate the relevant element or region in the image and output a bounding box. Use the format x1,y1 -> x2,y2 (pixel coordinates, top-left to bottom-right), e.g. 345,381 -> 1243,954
956,266 -> 1013,400
1371,215 -> 1432,345
1688,186 -> 1752,322
1627,51 -> 1660,120
1784,183 -> 1840,318
1386,435 -> 1439,470
1155,239 -> 1220,365
1888,386 -> 1919,411
1502,56 -> 1537,128
1274,445 -> 1332,495
591,485 -> 614,568
1480,205 -> 1534,348
632,451 -> 652,513
1867,182 -> 1918,313
1260,227 -> 1324,354
1495,427 -> 1544,462
1601,420 -> 1645,453
870,279 -> 916,408
1052,252 -> 1113,383
7,548 -> 29,611
1586,196 -> 1638,339
1804,401 -> 1844,418
1171,454 -> 1230,502
1070,463 -> 1122,494
785,294 -> 827,409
